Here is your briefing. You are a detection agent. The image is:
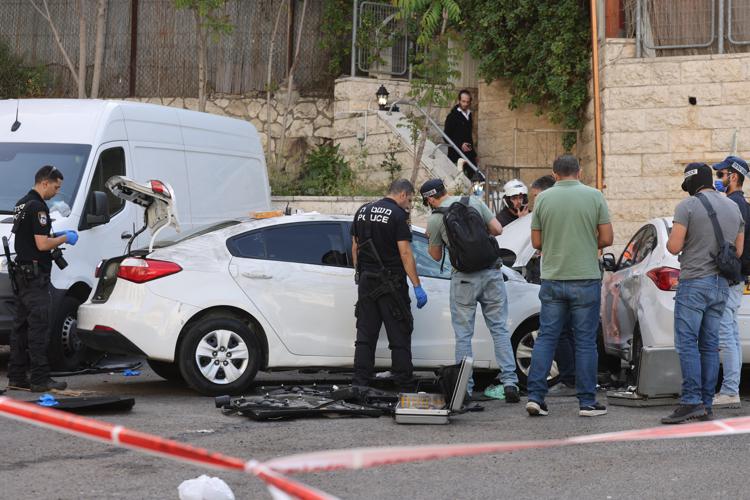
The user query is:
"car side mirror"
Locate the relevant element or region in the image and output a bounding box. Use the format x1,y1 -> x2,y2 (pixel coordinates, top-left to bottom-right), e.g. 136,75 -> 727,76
83,191 -> 110,228
601,252 -> 617,272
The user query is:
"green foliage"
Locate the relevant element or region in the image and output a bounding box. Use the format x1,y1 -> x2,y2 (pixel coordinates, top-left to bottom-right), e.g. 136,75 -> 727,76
396,0 -> 462,46
380,142 -> 404,182
271,143 -> 355,196
173,0 -> 233,37
357,11 -> 398,70
320,0 -> 353,78
459,0 -> 591,150
0,41 -> 48,98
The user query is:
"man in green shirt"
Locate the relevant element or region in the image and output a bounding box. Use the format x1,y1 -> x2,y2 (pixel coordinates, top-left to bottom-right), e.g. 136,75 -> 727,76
526,155 -> 613,418
421,179 -> 520,403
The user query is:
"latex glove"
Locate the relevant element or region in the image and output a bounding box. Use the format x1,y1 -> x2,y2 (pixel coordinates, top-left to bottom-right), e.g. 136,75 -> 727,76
414,285 -> 428,309
64,230 -> 78,246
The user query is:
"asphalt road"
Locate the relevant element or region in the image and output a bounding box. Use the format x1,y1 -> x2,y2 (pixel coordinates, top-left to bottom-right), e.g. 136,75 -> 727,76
1,351 -> 749,500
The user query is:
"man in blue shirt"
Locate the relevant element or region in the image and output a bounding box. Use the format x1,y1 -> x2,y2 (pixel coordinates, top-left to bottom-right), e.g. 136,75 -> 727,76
712,156 -> 750,409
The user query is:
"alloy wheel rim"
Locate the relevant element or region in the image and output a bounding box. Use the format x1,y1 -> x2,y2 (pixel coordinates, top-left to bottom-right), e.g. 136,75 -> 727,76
195,329 -> 250,385
515,329 -> 560,380
61,315 -> 81,357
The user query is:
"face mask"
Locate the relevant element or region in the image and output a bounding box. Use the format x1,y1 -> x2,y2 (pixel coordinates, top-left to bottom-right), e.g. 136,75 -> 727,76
714,179 -> 727,192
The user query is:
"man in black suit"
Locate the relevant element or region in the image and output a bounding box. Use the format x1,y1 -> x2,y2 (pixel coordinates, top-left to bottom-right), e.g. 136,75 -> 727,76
444,89 -> 480,181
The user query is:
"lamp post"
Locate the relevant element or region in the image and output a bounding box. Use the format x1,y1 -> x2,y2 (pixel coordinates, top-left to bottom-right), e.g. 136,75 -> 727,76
376,84 -> 389,111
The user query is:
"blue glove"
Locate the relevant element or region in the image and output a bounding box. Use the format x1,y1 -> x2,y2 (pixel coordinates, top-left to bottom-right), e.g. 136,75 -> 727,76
414,286 -> 428,309
64,230 -> 78,246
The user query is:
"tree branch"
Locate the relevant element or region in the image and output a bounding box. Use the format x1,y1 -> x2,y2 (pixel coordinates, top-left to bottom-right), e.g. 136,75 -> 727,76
29,0 -> 81,89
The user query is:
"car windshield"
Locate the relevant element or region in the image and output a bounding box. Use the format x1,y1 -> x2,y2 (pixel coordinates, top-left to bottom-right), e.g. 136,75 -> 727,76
154,220 -> 242,248
0,143 -> 90,214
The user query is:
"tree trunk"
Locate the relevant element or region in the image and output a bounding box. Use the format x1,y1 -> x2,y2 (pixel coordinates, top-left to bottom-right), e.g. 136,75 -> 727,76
266,0 -> 287,163
90,0 -> 108,99
275,0 -> 307,170
77,0 -> 87,98
195,10 -> 208,112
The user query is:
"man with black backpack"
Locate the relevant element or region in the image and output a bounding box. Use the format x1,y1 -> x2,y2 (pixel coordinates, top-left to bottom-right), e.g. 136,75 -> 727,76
661,163 -> 744,424
420,178 -> 521,403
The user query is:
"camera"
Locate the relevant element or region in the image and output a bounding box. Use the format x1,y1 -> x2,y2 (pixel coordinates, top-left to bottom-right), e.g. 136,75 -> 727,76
51,247 -> 68,270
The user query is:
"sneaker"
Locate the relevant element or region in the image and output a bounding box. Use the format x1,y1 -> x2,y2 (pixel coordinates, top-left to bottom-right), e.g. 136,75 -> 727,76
661,404 -> 707,425
547,383 -> 576,397
504,385 -> 520,403
7,379 -> 31,391
30,378 -> 67,393
483,384 -> 505,400
700,408 -> 713,421
579,402 -> 608,417
526,399 -> 549,416
712,393 -> 741,409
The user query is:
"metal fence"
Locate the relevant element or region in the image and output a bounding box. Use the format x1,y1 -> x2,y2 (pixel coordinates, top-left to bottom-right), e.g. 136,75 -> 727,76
630,0 -> 750,56
355,1 -> 408,76
0,0 -> 332,97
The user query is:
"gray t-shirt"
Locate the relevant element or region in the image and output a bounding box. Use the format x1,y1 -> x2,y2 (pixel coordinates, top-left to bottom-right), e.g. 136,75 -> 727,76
673,190 -> 745,280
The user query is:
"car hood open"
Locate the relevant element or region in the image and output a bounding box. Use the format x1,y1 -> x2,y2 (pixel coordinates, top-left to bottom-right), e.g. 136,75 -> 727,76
106,175 -> 180,252
496,214 -> 535,268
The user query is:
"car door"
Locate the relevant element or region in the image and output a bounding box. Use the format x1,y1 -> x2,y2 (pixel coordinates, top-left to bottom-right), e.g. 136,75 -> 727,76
601,225 -> 657,355
229,221 -> 356,358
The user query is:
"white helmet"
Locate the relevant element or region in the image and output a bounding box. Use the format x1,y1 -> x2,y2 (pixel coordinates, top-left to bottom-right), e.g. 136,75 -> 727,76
502,179 -> 528,210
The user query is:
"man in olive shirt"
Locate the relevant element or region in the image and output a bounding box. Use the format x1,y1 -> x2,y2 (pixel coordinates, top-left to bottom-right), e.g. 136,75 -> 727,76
526,155 -> 613,417
421,179 -> 520,403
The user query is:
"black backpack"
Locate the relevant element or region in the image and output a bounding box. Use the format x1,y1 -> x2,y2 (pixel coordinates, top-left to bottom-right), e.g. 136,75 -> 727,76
696,193 -> 744,284
434,196 -> 501,273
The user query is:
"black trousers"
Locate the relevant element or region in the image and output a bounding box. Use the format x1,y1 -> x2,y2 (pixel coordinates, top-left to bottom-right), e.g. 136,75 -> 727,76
8,273 -> 52,385
353,273 -> 414,388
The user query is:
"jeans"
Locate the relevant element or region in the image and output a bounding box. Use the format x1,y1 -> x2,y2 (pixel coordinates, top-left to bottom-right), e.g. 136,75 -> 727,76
673,275 -> 728,407
528,279 -> 601,407
555,317 -> 576,387
718,283 -> 743,396
450,265 -> 517,394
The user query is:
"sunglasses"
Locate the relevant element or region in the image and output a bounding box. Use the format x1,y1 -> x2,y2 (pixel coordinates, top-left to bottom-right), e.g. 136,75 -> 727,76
717,170 -> 733,179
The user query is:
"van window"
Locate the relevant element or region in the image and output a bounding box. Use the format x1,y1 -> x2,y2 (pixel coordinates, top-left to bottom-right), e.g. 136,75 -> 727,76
89,147 -> 126,217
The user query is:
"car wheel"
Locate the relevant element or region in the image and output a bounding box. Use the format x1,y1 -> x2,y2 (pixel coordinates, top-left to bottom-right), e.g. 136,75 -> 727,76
147,359 -> 183,382
48,296 -> 92,371
178,316 -> 260,396
511,318 -> 560,389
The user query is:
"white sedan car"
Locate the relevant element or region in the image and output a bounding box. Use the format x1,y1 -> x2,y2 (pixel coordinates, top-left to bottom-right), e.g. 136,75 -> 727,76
600,217 -> 750,395
78,179 -> 544,395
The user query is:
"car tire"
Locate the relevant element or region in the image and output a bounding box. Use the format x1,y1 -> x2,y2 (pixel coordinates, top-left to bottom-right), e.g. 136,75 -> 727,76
147,359 -> 184,382
178,316 -> 261,396
48,296 -> 92,371
511,318 -> 560,389
628,328 -> 643,387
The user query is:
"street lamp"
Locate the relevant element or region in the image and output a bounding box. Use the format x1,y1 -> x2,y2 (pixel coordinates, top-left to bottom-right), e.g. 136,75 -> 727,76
376,84 -> 389,110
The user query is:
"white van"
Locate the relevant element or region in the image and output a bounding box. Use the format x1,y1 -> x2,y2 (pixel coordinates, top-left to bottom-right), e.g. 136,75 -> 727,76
0,99 -> 271,369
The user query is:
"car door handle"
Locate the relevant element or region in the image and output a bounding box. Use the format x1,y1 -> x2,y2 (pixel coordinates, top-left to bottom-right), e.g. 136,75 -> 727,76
241,272 -> 273,280
121,231 -> 133,240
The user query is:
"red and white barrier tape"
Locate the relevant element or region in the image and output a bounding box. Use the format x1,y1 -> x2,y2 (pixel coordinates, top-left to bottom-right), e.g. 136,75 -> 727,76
3,394 -> 750,499
0,397 -> 336,500
265,415 -> 750,474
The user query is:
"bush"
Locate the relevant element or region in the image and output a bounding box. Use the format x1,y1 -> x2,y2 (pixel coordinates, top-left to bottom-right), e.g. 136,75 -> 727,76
0,40 -> 48,98
270,143 -> 358,196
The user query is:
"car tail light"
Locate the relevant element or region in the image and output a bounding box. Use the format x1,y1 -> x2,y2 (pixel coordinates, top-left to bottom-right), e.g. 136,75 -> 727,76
150,180 -> 170,198
93,325 -> 115,332
116,258 -> 182,283
647,266 -> 680,291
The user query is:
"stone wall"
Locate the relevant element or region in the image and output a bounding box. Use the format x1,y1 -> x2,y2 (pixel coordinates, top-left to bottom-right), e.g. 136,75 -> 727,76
126,94 -> 333,175
600,39 -> 750,248
477,81 -> 597,188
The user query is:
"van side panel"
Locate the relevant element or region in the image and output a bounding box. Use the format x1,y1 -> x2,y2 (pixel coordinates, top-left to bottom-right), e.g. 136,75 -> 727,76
120,105 -> 183,146
185,151 -> 268,225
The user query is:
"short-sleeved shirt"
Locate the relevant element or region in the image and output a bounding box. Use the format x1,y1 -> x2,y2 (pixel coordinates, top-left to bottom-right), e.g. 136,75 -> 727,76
12,189 -> 53,273
673,190 -> 744,280
351,197 -> 412,272
426,196 -> 494,249
531,180 -> 610,280
727,190 -> 750,274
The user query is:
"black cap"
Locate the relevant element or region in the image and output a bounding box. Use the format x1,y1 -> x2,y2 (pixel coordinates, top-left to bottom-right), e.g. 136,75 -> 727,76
419,178 -> 446,205
681,162 -> 714,195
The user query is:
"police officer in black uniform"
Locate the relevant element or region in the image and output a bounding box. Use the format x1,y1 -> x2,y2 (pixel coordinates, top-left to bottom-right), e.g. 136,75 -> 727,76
351,179 -> 428,391
8,165 -> 78,392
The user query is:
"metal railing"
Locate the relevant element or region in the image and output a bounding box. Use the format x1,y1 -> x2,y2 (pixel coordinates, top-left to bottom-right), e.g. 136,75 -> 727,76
351,1 -> 409,76
634,0 -> 750,56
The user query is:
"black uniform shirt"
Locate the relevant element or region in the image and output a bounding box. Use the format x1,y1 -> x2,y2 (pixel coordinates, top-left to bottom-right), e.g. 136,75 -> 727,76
351,198 -> 412,272
728,190 -> 750,275
13,189 -> 52,273
496,206 -> 518,227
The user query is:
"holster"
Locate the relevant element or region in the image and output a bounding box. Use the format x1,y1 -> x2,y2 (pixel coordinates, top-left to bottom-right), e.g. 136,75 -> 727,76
360,270 -> 413,330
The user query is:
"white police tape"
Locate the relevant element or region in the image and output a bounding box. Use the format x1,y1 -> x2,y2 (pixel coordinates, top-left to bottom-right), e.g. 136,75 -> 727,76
2,395 -> 750,499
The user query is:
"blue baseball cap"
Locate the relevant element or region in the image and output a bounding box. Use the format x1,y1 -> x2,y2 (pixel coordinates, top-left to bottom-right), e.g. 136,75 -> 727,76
712,155 -> 749,178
